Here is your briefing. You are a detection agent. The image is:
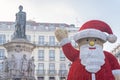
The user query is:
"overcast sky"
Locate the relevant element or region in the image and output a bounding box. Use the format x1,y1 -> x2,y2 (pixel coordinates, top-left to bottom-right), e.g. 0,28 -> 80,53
0,0 -> 120,51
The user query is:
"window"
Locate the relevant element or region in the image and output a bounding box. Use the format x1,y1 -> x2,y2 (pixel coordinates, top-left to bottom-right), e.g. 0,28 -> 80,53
49,77 -> 55,80
38,63 -> 44,74
39,24 -> 45,30
38,50 -> 44,61
26,35 -> 31,41
38,77 -> 44,80
38,36 -> 44,45
38,63 -> 44,70
49,24 -> 55,31
60,77 -> 66,80
59,63 -> 67,76
49,50 -> 55,61
49,63 -> 55,74
49,63 -> 55,70
60,63 -> 66,70
49,36 -> 55,46
0,34 -> 6,44
0,49 -> 4,60
60,50 -> 65,61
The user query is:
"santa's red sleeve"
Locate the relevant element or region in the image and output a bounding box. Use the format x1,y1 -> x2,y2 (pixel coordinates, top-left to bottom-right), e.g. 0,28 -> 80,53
104,51 -> 120,76
60,38 -> 79,62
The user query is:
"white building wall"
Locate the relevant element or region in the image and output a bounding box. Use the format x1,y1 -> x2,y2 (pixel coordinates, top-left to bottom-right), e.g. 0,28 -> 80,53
0,21 -> 77,80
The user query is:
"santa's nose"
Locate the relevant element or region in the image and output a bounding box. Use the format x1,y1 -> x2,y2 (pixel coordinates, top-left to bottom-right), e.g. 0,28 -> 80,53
89,41 -> 95,46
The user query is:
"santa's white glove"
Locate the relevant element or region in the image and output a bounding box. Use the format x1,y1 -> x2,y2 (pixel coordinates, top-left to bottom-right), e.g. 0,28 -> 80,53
55,28 -> 68,42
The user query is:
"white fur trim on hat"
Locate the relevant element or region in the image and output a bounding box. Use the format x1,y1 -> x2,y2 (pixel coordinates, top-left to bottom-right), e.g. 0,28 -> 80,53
107,34 -> 117,43
74,29 -> 107,42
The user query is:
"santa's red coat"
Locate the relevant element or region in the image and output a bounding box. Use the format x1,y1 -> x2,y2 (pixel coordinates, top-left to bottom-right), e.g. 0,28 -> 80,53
62,43 -> 120,80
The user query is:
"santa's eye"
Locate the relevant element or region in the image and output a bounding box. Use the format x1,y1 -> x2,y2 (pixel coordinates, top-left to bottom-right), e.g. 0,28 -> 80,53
95,39 -> 97,41
86,39 -> 89,41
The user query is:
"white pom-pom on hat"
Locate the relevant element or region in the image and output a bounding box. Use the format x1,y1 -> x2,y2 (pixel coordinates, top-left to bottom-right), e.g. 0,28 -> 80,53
74,20 -> 117,43
107,34 -> 117,43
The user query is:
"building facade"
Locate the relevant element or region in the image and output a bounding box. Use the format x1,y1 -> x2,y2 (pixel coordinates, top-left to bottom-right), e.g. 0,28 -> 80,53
0,21 -> 78,80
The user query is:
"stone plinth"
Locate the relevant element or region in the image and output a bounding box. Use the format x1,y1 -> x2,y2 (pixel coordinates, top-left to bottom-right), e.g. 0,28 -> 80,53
4,39 -> 35,56
3,39 -> 36,80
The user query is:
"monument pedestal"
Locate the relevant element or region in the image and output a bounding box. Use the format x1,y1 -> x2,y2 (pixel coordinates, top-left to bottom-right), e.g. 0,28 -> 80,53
3,39 -> 36,80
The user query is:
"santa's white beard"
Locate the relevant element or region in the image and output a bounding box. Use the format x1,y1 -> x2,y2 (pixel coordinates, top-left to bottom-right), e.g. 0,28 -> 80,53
80,44 -> 105,73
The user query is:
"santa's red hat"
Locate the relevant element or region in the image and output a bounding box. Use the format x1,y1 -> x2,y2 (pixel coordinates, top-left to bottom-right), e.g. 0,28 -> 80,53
74,20 -> 117,43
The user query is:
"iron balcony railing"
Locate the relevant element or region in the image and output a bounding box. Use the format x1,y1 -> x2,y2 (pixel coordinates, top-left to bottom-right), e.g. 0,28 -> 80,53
48,70 -> 57,76
36,70 -> 46,76
58,70 -> 68,76
36,70 -> 68,76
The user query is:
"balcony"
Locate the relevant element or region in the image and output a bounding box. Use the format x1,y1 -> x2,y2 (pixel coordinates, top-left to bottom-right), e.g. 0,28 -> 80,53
35,42 -> 60,48
48,70 -> 57,76
36,70 -> 68,77
36,70 -> 46,76
58,70 -> 68,77
38,58 -> 44,61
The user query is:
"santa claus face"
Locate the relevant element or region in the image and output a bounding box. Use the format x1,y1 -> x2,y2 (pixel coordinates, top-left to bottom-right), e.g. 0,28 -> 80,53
78,38 -> 105,73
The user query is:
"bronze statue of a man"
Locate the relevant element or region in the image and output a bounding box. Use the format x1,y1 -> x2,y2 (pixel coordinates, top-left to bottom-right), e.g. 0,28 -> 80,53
14,5 -> 26,39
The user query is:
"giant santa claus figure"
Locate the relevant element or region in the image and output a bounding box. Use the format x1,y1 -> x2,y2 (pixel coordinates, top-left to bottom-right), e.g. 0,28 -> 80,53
55,20 -> 120,80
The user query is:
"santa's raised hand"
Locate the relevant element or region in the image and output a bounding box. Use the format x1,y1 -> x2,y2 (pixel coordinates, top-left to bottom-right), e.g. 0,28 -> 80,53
55,28 -> 68,42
